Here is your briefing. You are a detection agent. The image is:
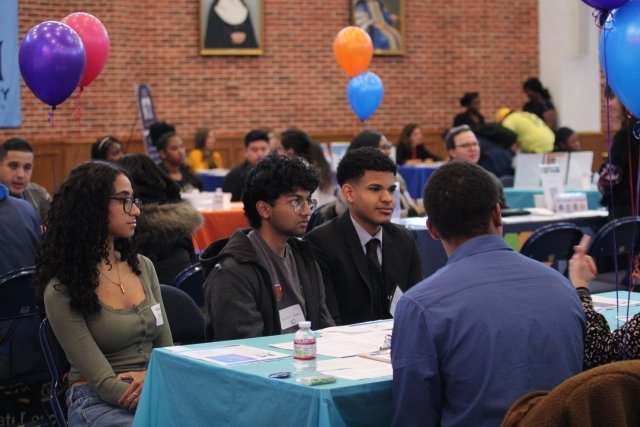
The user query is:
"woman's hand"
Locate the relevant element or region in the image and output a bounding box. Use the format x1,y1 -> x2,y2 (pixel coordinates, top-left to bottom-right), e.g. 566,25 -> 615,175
117,370 -> 146,411
569,235 -> 597,288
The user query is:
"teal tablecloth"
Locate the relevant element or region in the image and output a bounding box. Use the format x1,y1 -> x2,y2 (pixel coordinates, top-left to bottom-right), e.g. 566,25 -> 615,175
504,188 -> 601,210
133,334 -> 392,427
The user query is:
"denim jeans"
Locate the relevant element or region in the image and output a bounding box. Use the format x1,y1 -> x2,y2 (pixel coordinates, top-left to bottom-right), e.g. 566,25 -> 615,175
66,384 -> 134,427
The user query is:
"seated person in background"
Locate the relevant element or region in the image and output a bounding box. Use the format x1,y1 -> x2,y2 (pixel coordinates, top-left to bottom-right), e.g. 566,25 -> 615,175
187,128 -> 224,172
0,137 -> 51,221
555,127 -> 581,152
445,124 -> 509,207
495,107 -> 555,153
523,77 -> 557,130
222,129 -> 270,201
201,155 -> 334,341
453,92 -> 485,130
391,161 -> 584,427
154,131 -> 204,193
305,148 -> 423,325
91,135 -> 125,163
280,128 -> 335,206
37,161 -> 172,425
0,183 -> 41,381
395,123 -> 441,165
349,129 -> 424,217
118,153 -> 202,285
569,235 -> 640,370
474,123 -> 517,178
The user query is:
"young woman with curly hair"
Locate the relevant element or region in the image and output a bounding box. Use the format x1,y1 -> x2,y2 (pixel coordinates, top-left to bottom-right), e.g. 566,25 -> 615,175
36,161 -> 173,426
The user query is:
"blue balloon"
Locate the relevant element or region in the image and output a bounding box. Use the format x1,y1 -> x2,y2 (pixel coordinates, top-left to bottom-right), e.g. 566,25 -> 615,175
347,71 -> 384,121
19,21 -> 86,107
600,2 -> 640,118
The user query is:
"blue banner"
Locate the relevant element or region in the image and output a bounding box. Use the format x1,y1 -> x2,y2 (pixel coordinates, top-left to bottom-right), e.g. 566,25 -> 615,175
0,0 -> 21,127
135,84 -> 159,162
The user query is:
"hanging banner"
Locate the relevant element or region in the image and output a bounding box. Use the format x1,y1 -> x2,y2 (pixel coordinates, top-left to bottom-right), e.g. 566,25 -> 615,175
0,0 -> 21,127
135,83 -> 160,162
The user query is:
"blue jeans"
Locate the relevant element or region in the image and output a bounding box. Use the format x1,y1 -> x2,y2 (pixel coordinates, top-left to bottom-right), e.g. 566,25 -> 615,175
66,384 -> 134,427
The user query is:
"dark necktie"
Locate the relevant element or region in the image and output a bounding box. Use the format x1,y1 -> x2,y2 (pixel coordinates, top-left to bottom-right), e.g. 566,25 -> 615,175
366,238 -> 384,317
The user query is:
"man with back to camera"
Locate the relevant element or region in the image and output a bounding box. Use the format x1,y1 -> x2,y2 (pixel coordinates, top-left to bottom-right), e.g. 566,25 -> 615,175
445,124 -> 508,207
222,129 -> 270,201
391,161 -> 585,427
200,155 -> 334,341
305,147 -> 423,325
0,137 -> 51,221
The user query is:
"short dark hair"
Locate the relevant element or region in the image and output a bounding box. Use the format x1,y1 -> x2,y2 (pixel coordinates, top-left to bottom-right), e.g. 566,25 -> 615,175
423,161 -> 499,241
337,147 -> 396,186
460,92 -> 479,107
555,127 -> 575,148
148,121 -> 176,147
242,155 -> 319,228
0,137 -> 33,161
91,135 -> 122,160
155,132 -> 177,151
444,125 -> 472,150
349,130 -> 383,150
244,129 -> 269,148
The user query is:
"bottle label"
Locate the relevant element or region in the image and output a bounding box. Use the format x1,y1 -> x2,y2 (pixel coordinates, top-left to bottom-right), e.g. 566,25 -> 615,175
294,339 -> 316,361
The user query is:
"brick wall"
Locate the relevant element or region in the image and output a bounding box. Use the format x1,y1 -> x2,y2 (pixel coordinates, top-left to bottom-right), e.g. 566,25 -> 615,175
1,0 -> 539,153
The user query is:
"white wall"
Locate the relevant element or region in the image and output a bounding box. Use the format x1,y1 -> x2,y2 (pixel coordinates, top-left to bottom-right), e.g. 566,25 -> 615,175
539,0 -> 601,132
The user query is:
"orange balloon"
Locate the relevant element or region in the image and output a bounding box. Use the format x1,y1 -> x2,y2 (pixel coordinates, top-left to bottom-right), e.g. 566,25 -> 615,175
333,26 -> 373,77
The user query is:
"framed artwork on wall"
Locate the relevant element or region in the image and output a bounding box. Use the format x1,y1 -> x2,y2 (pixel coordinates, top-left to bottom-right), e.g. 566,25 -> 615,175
200,0 -> 263,56
351,0 -> 405,56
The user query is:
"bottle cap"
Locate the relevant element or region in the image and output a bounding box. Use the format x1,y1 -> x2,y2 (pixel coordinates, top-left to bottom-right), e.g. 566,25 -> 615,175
298,321 -> 311,329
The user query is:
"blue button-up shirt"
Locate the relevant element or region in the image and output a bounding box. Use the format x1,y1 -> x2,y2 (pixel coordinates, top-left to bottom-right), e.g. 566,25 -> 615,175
391,234 -> 584,427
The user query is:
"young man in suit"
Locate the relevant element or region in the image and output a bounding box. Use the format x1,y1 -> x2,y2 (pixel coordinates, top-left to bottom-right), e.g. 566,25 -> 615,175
305,147 -> 423,325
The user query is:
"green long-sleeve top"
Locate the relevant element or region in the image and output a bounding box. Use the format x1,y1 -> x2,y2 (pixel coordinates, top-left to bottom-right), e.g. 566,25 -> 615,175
44,255 -> 173,405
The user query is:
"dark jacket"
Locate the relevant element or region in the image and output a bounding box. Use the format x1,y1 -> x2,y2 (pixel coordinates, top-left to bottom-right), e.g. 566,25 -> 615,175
223,161 -> 253,201
395,142 -> 441,165
135,201 -> 203,285
305,211 -> 424,325
200,229 -> 334,341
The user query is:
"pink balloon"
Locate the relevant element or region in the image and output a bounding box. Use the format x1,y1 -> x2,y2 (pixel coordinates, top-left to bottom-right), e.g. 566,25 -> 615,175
61,12 -> 110,88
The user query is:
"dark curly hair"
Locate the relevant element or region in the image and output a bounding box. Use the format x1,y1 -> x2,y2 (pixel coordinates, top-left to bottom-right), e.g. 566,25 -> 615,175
423,161 -> 499,242
337,147 -> 397,186
36,161 -> 141,315
242,154 -> 319,228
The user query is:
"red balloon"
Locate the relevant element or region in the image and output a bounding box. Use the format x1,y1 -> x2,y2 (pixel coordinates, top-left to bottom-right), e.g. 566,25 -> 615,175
61,12 -> 110,88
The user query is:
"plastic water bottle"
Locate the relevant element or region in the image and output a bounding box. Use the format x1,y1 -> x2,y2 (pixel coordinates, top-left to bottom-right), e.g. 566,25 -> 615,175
212,187 -> 224,209
293,321 -> 316,380
392,181 -> 401,219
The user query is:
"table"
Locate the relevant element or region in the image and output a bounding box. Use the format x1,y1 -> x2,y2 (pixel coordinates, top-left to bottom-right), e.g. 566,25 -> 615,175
196,169 -> 228,192
192,202 -> 249,252
594,291 -> 640,331
133,334 -> 392,427
505,188 -> 601,210
394,210 -> 609,279
397,164 -> 440,199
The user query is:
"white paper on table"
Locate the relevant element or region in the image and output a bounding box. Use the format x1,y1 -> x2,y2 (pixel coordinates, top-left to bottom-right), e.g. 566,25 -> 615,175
179,345 -> 290,366
591,295 -> 640,310
316,357 -> 392,380
272,320 -> 393,357
164,345 -> 192,353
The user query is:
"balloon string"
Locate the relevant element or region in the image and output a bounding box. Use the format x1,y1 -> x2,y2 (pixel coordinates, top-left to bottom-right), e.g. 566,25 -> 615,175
72,86 -> 83,123
48,106 -> 56,127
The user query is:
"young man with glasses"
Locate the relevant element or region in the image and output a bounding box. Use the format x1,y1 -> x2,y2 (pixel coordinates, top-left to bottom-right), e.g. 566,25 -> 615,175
305,147 -> 423,325
445,124 -> 509,207
201,155 -> 334,341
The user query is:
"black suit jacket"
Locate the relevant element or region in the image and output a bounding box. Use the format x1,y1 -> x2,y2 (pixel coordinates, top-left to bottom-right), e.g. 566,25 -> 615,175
305,211 -> 423,325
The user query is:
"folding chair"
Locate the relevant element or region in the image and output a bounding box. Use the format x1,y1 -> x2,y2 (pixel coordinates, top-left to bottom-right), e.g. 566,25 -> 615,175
160,285 -> 205,345
39,318 -> 69,426
170,263 -> 205,307
519,222 -> 583,275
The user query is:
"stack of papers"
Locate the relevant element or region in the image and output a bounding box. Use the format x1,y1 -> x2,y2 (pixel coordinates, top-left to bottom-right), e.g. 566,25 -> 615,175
316,357 -> 392,380
172,345 -> 290,366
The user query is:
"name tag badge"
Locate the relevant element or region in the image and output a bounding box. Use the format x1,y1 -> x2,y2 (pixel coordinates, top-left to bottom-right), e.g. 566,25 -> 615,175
389,286 -> 404,317
279,304 -> 305,329
151,303 -> 164,326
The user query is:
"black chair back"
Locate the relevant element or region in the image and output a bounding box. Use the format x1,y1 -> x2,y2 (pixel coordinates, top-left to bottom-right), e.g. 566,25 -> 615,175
0,266 -> 37,320
306,201 -> 337,233
39,318 -> 69,426
520,222 -> 583,274
160,285 -> 205,345
170,263 -> 205,307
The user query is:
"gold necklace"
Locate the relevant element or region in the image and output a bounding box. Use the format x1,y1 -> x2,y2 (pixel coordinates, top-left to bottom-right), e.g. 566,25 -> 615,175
100,261 -> 125,293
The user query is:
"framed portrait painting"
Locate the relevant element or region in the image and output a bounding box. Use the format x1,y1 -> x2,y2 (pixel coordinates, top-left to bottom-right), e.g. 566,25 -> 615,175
351,0 -> 405,55
200,0 -> 263,56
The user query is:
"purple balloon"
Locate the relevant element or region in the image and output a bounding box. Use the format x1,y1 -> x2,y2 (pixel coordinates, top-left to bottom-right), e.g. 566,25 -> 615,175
582,0 -> 628,9
19,21 -> 86,107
